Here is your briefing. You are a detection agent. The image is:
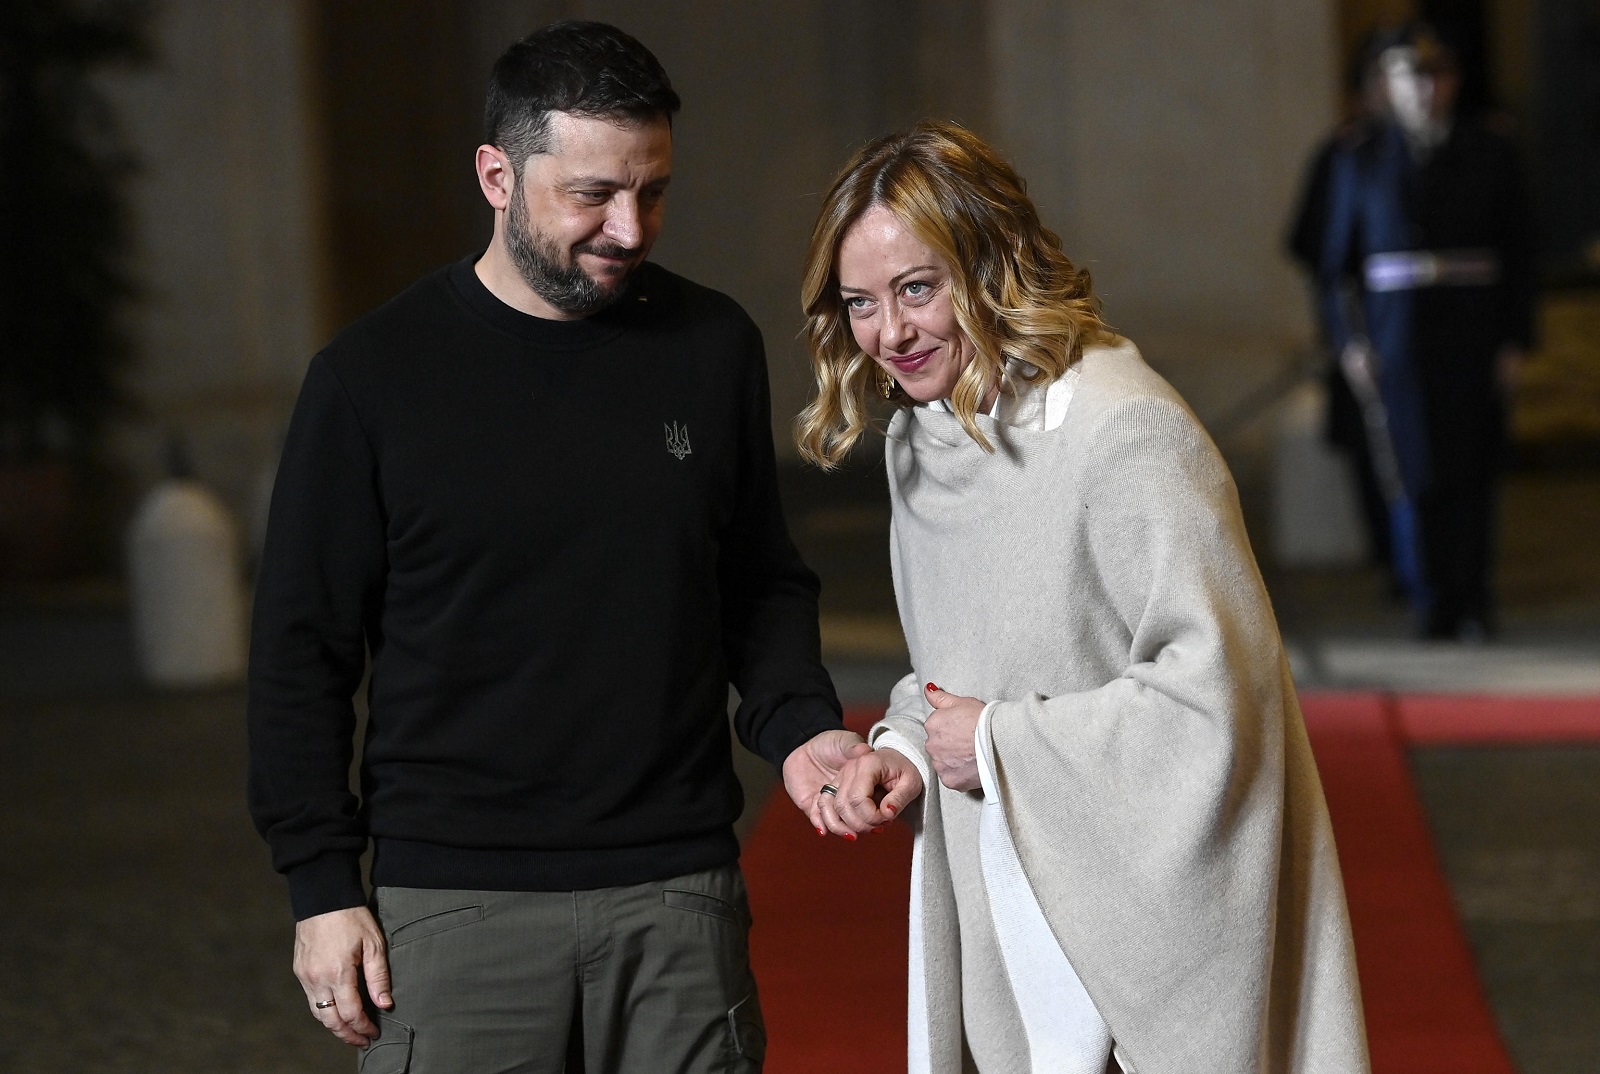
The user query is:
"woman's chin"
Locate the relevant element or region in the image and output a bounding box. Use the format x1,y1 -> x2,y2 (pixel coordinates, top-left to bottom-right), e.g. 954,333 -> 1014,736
899,381 -> 948,405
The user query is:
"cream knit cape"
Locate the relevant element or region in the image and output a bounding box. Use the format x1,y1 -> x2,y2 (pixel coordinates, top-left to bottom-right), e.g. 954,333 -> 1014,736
869,340 -> 1370,1073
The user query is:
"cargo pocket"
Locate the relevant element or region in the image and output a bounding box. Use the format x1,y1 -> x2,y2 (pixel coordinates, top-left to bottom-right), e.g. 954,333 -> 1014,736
727,991 -> 766,1066
358,1015 -> 413,1073
384,903 -> 484,949
662,887 -> 745,926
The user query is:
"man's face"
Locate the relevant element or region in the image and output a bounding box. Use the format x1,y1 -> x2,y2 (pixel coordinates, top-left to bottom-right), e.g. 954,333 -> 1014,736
1379,46 -> 1456,135
504,111 -> 672,317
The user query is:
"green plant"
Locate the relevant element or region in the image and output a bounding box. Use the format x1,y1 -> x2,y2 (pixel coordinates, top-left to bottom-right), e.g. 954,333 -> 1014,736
0,0 -> 148,464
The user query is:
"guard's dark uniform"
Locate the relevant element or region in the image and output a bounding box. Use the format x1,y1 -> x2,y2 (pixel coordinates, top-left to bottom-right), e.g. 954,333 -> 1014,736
1287,133 -> 1393,576
1319,117 -> 1535,636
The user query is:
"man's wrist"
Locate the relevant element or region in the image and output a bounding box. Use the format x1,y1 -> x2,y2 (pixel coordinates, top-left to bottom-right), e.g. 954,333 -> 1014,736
287,851 -> 368,921
761,697 -> 845,770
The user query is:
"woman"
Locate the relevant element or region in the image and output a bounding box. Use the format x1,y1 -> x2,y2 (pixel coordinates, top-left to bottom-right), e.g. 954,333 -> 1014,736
796,121 -> 1369,1074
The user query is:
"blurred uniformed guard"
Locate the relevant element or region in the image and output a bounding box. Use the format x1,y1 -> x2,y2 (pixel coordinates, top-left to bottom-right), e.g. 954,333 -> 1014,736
1319,23 -> 1536,640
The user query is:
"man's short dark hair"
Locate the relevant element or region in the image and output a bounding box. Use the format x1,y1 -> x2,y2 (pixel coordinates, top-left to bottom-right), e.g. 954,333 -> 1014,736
485,20 -> 680,174
1363,22 -> 1458,79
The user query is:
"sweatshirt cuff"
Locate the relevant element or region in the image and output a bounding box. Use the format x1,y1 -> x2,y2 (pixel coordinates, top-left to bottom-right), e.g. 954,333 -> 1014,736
760,694 -> 845,770
286,851 -> 368,921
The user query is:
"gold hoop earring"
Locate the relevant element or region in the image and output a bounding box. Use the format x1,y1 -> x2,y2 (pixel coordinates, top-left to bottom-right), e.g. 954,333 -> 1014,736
877,367 -> 899,400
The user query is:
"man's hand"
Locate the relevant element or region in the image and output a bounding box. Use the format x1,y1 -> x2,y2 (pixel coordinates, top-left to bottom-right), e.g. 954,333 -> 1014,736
924,684 -> 984,792
293,905 -> 393,1047
782,729 -> 869,836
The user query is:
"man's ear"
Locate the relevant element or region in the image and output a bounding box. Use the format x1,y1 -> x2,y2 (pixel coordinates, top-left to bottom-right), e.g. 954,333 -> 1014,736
476,145 -> 515,211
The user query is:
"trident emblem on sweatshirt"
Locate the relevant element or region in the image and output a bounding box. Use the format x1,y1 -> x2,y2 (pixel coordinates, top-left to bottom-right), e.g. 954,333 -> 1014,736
665,421 -> 692,460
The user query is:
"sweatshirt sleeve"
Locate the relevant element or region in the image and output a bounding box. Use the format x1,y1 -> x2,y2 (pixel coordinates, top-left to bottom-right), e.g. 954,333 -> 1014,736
718,326 -> 844,769
247,353 -> 387,920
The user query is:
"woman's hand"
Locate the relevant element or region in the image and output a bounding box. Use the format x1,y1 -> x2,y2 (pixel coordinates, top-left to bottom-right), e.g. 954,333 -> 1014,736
817,748 -> 925,838
782,729 -> 870,830
924,683 -> 985,792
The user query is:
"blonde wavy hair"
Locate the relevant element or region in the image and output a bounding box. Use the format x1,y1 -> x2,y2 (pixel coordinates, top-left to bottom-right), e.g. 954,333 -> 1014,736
795,120 -> 1114,468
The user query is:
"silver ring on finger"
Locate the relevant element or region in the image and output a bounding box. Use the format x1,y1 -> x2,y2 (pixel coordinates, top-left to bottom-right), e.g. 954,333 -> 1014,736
314,999 -> 337,1010
819,784 -> 839,797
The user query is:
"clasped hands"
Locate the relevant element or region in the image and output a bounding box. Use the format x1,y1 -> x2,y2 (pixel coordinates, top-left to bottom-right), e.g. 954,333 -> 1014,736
782,683 -> 985,840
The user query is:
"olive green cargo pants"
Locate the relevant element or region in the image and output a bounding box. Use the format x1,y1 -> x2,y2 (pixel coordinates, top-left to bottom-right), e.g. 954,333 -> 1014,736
361,864 -> 765,1073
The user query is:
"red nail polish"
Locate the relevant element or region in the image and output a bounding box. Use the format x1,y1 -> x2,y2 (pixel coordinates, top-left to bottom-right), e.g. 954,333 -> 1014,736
816,827 -> 825,836
925,682 -> 940,693
843,832 -> 857,842
872,826 -> 884,834
884,803 -> 897,815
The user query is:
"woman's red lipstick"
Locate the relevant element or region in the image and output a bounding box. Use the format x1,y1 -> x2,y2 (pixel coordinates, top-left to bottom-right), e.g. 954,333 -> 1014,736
889,348 -> 935,373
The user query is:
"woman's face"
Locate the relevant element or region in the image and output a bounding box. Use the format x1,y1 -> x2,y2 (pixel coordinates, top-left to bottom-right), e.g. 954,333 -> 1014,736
836,204 -> 975,404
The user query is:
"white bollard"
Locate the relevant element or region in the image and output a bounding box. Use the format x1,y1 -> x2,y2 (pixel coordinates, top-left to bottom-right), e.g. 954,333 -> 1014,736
127,479 -> 248,688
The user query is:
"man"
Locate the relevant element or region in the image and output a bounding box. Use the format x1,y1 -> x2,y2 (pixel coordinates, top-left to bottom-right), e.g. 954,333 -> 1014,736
1319,23 -> 1535,640
248,21 -> 861,1072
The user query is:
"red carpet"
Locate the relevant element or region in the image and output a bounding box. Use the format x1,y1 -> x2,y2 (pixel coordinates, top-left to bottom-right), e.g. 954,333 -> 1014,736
1395,693 -> 1600,745
1299,692 -> 1515,1074
744,695 -> 1587,1071
744,707 -> 909,1070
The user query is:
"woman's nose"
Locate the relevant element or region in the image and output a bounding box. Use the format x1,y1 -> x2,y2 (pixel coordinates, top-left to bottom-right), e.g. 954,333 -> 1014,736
882,306 -> 913,350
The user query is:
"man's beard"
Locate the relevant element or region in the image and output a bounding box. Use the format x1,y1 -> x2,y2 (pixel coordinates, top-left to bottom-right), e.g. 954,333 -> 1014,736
505,181 -> 639,317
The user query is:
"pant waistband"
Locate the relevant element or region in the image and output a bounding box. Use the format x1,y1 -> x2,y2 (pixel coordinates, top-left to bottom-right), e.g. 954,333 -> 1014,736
1364,249 -> 1501,292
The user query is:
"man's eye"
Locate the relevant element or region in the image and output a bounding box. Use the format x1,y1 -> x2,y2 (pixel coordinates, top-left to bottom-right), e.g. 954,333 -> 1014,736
575,190 -> 609,204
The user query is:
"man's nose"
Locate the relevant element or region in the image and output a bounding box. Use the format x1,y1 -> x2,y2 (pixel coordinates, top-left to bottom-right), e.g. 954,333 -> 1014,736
604,197 -> 643,249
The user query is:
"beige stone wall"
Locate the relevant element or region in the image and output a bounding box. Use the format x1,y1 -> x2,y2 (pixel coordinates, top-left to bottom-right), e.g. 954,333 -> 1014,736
988,0 -> 1339,432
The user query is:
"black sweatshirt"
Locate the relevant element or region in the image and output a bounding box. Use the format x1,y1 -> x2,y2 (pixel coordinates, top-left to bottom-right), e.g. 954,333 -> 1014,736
248,258 -> 842,920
